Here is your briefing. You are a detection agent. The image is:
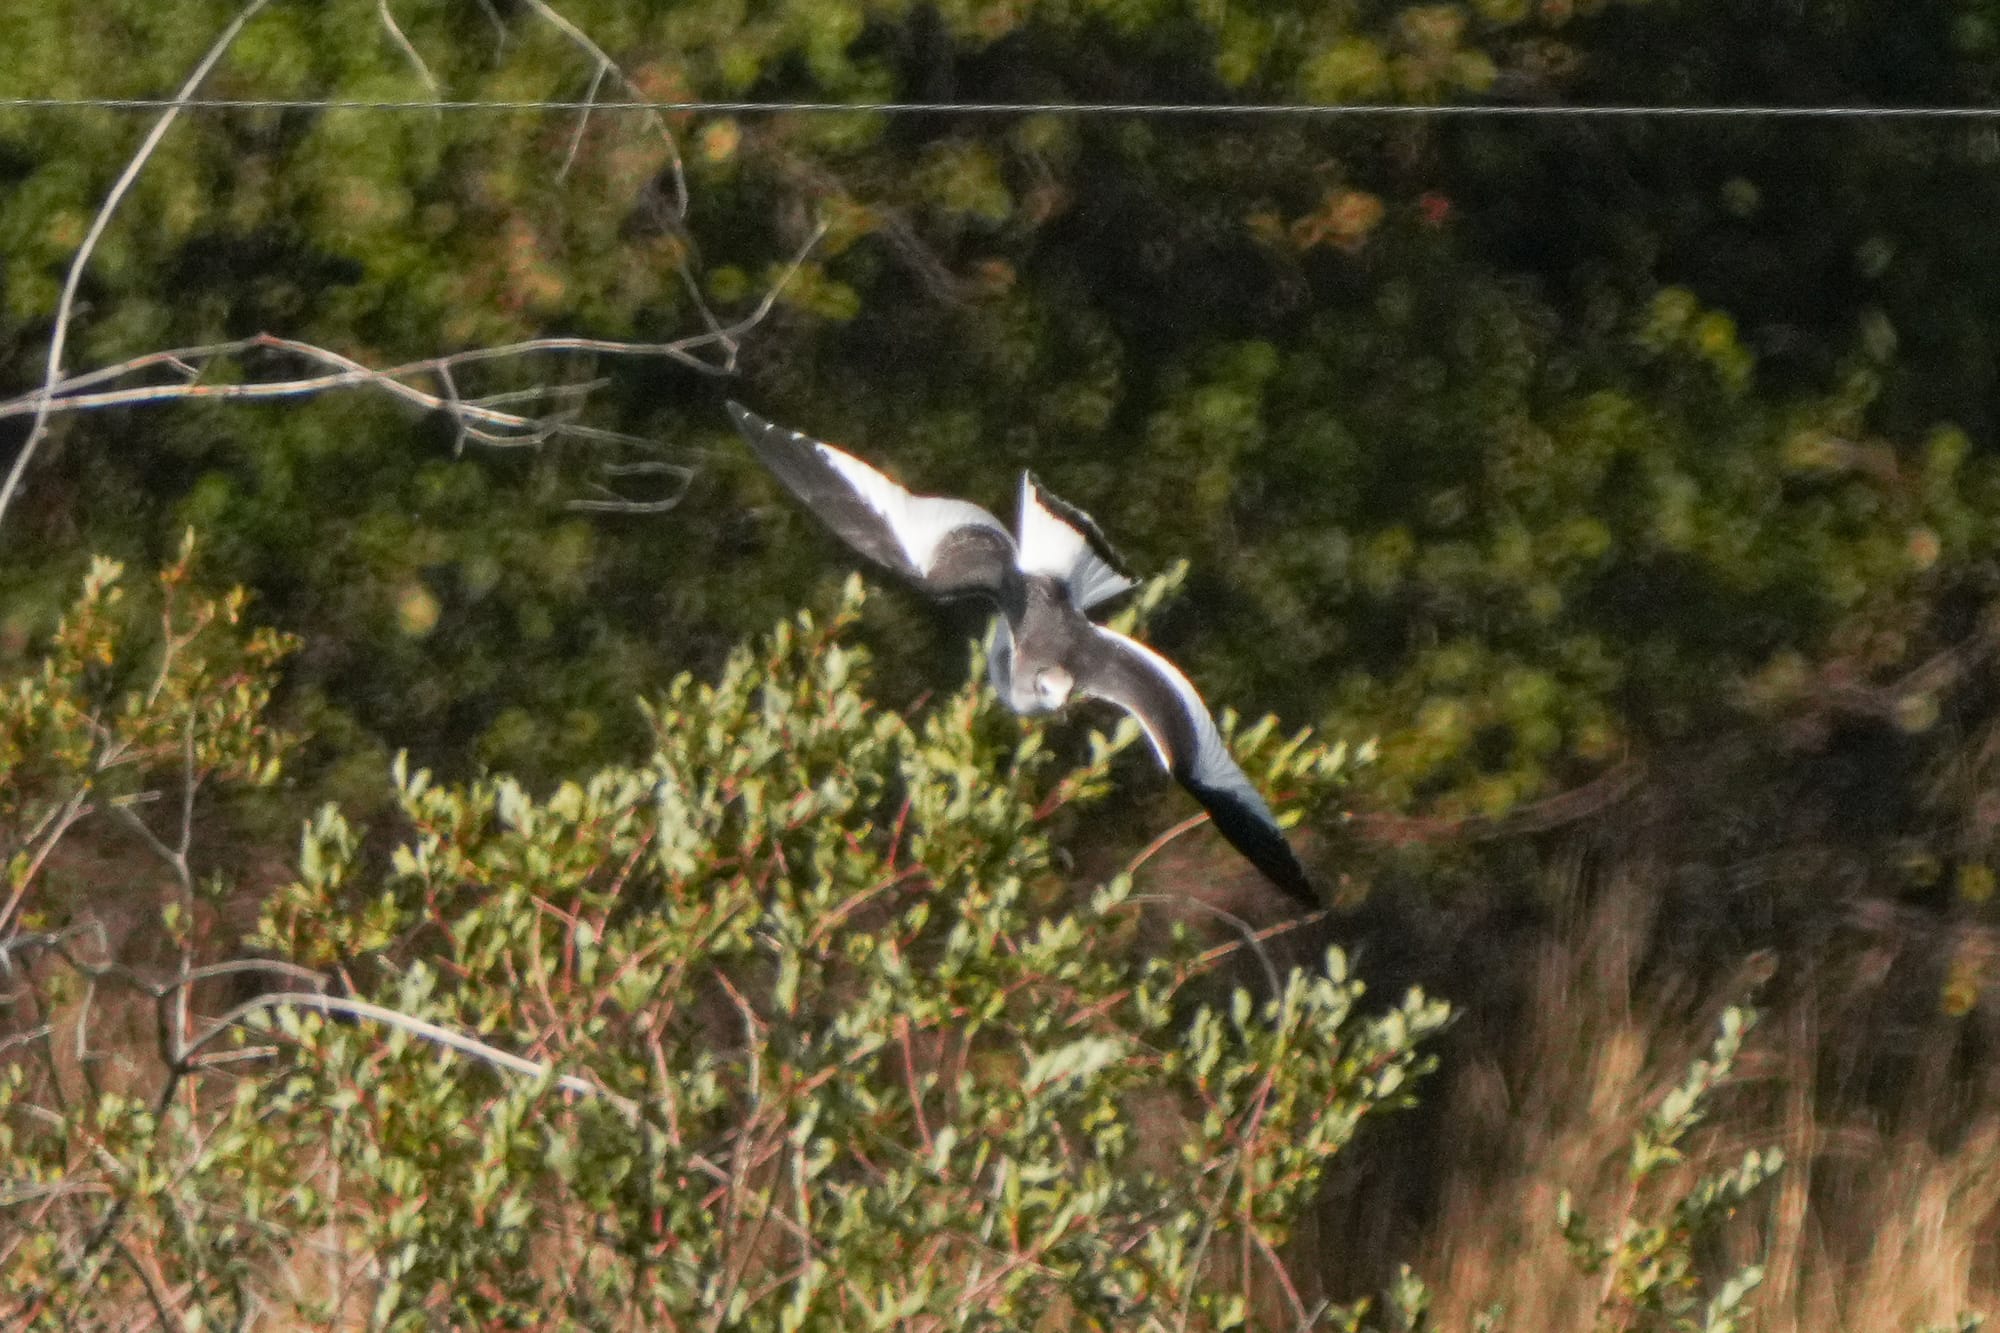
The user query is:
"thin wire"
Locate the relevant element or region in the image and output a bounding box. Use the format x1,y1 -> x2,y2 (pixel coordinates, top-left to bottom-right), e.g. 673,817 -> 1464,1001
4,96 -> 2000,119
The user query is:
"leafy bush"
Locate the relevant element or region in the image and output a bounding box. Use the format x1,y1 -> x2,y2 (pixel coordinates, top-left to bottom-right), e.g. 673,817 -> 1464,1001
2,553 -> 1448,1329
1341,1005 -> 1793,1333
1554,1007 -> 1781,1333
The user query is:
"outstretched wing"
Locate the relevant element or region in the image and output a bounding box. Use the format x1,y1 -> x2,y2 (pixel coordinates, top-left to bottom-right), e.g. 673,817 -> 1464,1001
1016,473 -> 1137,612
1076,627 -> 1320,910
729,402 -> 1017,601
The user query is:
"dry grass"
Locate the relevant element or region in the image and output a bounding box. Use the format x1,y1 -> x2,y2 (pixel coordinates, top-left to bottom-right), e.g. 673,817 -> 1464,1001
1299,858 -> 2000,1332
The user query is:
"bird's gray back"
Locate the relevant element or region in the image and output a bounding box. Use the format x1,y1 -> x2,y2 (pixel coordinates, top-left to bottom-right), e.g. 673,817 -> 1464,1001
1011,577 -> 1092,669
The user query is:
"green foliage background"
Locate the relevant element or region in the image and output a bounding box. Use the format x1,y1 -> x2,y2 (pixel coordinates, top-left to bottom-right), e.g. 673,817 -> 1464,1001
8,0 -> 2000,1322
1,561 -> 1452,1325
4,0 -> 2000,1071
10,0 -> 2000,875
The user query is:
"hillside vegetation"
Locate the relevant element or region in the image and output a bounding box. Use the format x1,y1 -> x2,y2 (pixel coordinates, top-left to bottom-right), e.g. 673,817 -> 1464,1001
5,0 -> 2000,1326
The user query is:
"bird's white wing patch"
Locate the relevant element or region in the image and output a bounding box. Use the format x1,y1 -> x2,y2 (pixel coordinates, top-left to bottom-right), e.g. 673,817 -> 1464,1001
1087,629 -> 1267,811
1088,630 -> 1317,908
818,444 -> 1007,574
1016,474 -> 1137,611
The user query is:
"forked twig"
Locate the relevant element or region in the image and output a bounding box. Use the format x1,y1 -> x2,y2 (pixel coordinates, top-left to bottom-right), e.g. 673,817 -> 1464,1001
0,0 -> 830,537
0,216 -> 827,501
519,0 -> 688,217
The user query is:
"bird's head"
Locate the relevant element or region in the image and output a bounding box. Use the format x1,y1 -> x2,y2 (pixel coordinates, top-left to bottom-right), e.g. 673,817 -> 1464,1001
1029,665 -> 1076,713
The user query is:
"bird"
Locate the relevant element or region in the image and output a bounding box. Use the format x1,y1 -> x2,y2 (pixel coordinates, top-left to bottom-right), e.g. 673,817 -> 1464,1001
726,401 -> 1321,911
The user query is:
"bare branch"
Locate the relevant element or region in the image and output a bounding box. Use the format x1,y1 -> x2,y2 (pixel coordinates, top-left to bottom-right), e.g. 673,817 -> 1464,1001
518,0 -> 688,218
377,0 -> 441,106
566,461 -> 695,514
1120,893 -> 1287,998
559,62 -> 608,182
0,1023 -> 56,1060
180,957 -> 329,990
113,1236 -> 184,1332
1123,809 -> 1212,879
104,721 -> 201,905
175,721 -> 197,866
183,990 -> 642,1118
109,802 -> 190,896
502,0 -> 774,393
473,0 -> 508,51
432,358 -> 472,455
1250,1228 -> 1311,1330
1186,909 -> 1329,981
182,1044 -> 279,1071
0,788 -> 91,938
0,1179 -> 111,1210
0,334 -> 567,434
0,217 -> 828,442
0,0 -> 829,534
0,0 -> 272,538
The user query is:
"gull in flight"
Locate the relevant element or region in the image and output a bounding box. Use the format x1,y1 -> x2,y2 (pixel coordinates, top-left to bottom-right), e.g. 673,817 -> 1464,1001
727,402 -> 1320,911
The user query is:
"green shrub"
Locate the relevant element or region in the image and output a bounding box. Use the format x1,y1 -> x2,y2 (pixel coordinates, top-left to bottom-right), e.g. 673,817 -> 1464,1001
2,554 -> 1447,1329
1554,1007 -> 1782,1333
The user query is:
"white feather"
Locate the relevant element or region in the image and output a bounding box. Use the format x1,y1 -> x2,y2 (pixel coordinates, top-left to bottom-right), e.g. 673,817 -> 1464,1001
816,441 -> 1004,574
1089,628 -> 1265,810
1014,474 -> 1136,610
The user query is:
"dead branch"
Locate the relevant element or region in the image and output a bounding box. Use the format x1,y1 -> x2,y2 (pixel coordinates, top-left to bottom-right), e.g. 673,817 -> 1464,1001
560,62 -> 609,180
1,923 -> 647,1122
0,218 -> 826,500
473,0 -> 508,52
0,0 -> 829,537
0,0 -> 272,536
519,0 -> 688,214
0,788 -> 91,938
0,227 -> 820,431
1120,891 -> 1288,996
376,0 -> 441,106
182,989 -> 642,1115
567,460 -> 696,514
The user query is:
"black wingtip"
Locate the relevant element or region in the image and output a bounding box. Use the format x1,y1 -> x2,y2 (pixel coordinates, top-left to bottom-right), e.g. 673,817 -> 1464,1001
1245,841 -> 1323,913
1267,859 -> 1325,913
1254,854 -> 1324,913
1022,470 -> 1136,582
1195,784 -> 1324,912
724,400 -> 761,433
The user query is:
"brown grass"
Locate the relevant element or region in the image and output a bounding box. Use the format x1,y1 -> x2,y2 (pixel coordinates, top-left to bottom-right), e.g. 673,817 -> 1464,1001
1293,858 -> 2000,1332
